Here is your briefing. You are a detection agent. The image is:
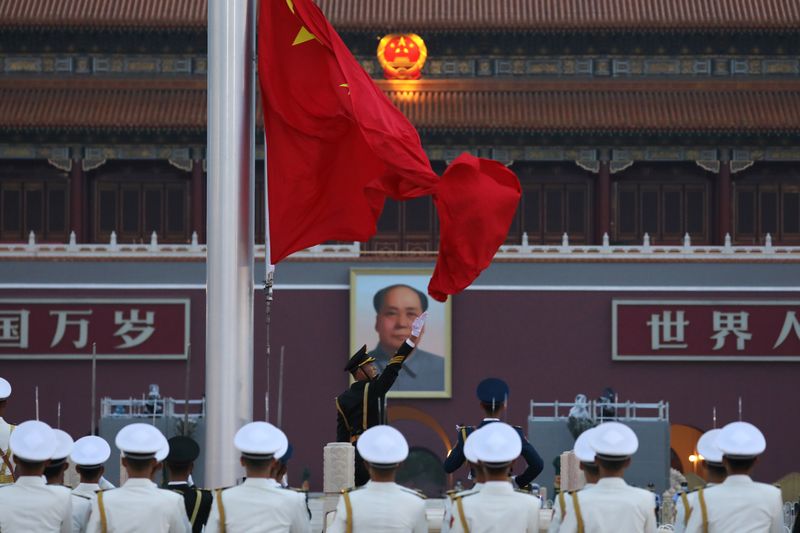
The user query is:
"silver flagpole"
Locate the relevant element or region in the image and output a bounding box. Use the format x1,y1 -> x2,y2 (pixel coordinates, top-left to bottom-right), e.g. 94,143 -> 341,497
91,343 -> 97,434
263,132 -> 274,423
183,342 -> 191,436
277,346 -> 285,427
206,0 -> 256,487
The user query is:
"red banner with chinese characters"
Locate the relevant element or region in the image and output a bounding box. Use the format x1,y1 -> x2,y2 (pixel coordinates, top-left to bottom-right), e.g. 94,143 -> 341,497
613,300 -> 800,361
0,299 -> 190,359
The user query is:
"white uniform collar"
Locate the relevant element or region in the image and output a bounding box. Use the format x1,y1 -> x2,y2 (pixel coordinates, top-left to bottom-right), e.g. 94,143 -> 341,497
242,477 -> 273,488
15,476 -> 46,487
364,480 -> 400,491
722,474 -> 753,485
123,478 -> 157,488
480,481 -> 514,493
596,477 -> 628,488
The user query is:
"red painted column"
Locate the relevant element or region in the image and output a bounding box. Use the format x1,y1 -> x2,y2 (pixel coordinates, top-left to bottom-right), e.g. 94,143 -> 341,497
717,160 -> 732,244
69,159 -> 84,242
596,158 -> 611,243
191,159 -> 205,242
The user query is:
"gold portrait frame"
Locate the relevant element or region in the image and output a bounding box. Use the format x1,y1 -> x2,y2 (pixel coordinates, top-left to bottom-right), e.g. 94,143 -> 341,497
349,268 -> 452,399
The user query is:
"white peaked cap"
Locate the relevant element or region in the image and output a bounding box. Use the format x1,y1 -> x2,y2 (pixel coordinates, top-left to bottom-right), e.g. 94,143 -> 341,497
71,436 -> 112,467
115,423 -> 168,459
697,429 -> 724,465
574,427 -> 598,464
463,427 -> 482,464
0,377 -> 10,400
356,425 -> 409,466
155,440 -> 170,462
472,422 -> 522,464
589,422 -> 639,460
51,429 -> 75,461
9,420 -> 57,462
234,421 -> 288,459
717,421 -> 766,459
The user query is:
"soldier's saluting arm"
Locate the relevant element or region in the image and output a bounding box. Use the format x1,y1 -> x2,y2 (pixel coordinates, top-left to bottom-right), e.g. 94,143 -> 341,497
372,312 -> 427,395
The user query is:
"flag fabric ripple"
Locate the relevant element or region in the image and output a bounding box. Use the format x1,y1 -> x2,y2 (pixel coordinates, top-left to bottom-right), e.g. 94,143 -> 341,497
258,0 -> 521,301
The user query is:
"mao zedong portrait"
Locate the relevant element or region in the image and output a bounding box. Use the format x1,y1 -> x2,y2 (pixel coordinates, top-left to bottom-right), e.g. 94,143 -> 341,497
368,284 -> 444,392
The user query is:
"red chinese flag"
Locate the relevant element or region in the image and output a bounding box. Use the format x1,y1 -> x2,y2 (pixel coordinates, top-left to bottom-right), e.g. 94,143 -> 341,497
258,0 -> 521,301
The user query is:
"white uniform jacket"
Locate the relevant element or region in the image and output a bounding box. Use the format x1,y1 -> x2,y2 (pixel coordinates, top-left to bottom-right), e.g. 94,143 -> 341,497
448,480 -> 540,533
85,478 -> 190,533
205,477 -> 310,533
0,475 -> 72,533
684,475 -> 783,533
558,477 -> 656,533
548,483 -> 595,533
0,417 -> 14,485
328,480 -> 428,533
442,484 -> 483,533
68,489 -> 92,533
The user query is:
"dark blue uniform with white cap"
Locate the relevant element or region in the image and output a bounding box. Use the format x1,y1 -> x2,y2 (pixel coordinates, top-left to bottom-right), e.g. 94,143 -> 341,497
444,377 -> 544,488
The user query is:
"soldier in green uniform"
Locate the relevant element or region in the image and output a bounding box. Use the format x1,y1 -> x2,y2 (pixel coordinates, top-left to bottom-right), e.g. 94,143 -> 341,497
163,436 -> 212,533
336,312 -> 427,486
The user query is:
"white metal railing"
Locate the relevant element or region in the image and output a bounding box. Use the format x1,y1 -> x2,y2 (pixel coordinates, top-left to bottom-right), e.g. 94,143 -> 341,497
100,396 -> 206,419
0,230 -> 798,260
529,400 -> 670,422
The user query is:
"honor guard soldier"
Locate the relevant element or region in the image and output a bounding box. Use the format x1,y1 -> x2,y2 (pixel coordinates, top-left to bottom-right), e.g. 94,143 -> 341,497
86,423 -> 191,533
559,422 -> 656,533
337,312 -> 427,486
328,425 -> 427,533
164,436 -> 213,533
0,420 -> 72,532
0,377 -> 15,485
685,421 -> 783,533
46,429 -> 87,533
548,427 -> 599,533
205,422 -> 310,533
45,429 -> 75,487
444,377 -> 543,490
71,436 -> 113,533
673,429 -> 726,533
448,422 -> 541,533
442,426 -> 486,533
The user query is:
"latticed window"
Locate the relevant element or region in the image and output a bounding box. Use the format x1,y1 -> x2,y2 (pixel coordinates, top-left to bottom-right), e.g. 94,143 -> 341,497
92,162 -> 189,244
735,183 -> 800,244
0,161 -> 69,243
507,162 -> 594,245
613,163 -> 712,245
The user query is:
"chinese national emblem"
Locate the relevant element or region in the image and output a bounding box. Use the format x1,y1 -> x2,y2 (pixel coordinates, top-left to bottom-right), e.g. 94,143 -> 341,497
377,34 -> 427,80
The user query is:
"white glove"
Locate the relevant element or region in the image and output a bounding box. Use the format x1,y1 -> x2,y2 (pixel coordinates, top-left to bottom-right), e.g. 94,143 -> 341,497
411,312 -> 428,337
